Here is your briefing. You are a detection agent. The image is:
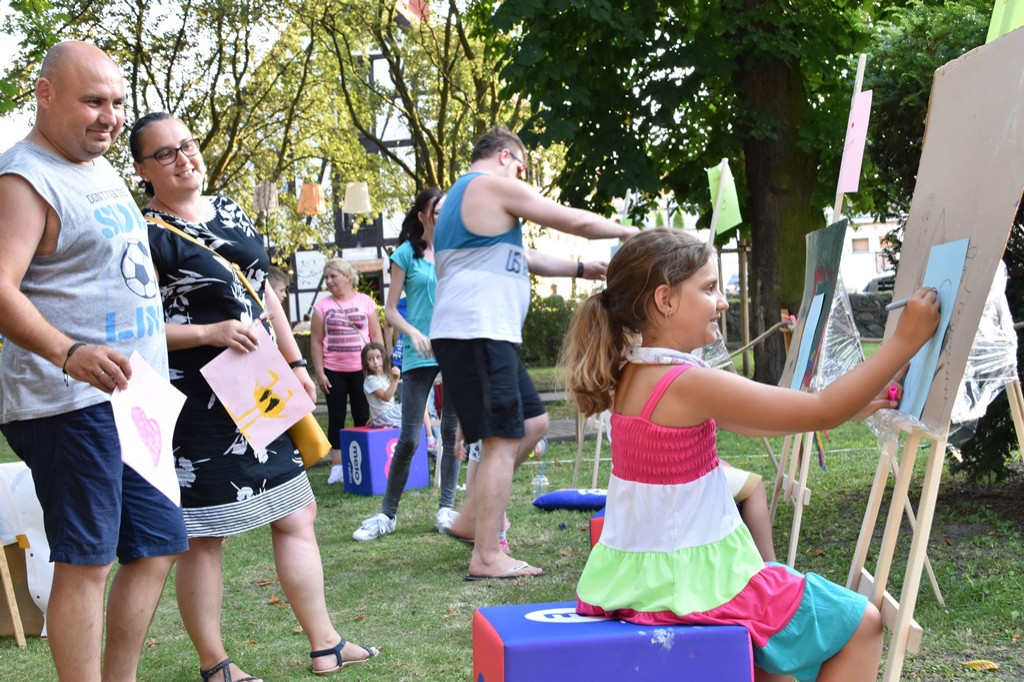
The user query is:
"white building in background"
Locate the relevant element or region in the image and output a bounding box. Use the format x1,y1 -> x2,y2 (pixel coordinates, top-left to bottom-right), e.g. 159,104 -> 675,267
839,217 -> 897,292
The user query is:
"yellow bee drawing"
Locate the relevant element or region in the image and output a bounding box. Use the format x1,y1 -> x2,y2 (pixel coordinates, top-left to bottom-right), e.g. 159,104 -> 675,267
225,370 -> 294,442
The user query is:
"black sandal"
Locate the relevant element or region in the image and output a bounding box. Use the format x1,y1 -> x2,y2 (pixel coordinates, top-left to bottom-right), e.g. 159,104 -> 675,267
199,658 -> 260,682
310,638 -> 380,676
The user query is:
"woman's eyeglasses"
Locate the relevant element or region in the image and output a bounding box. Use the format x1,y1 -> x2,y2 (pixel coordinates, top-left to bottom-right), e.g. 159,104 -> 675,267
141,138 -> 201,166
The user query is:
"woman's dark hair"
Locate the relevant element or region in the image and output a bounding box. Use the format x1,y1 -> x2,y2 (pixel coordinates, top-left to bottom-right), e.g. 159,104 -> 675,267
128,111 -> 173,197
397,187 -> 443,259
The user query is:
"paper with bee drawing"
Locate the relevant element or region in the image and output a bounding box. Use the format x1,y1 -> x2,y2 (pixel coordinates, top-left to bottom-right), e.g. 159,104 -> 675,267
111,351 -> 186,505
200,324 -> 315,452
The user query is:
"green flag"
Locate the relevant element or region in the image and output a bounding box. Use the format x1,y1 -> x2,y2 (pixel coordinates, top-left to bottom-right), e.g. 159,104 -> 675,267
987,0 -> 1024,43
707,159 -> 741,234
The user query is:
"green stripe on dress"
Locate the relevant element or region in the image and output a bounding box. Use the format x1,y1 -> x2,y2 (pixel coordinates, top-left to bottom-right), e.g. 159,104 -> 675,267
577,523 -> 765,615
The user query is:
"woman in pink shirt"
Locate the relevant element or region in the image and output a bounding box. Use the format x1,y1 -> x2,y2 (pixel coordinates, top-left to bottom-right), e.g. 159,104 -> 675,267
310,258 -> 383,483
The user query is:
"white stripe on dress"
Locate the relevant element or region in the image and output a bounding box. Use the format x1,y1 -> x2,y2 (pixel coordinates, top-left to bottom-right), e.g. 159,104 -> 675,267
600,466 -> 742,553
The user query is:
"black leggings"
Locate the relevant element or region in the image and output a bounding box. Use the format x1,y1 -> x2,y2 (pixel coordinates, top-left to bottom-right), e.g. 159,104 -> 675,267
324,368 -> 370,448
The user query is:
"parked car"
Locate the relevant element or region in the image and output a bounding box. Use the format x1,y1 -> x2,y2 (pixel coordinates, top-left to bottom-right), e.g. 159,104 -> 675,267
863,272 -> 896,293
725,274 -> 740,297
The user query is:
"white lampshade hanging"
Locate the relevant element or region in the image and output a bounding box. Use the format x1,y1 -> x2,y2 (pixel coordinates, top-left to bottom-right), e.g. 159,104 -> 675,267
253,181 -> 278,213
344,181 -> 371,214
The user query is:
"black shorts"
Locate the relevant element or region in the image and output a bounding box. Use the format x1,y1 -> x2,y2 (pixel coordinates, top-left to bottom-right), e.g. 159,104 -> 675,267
431,339 -> 545,443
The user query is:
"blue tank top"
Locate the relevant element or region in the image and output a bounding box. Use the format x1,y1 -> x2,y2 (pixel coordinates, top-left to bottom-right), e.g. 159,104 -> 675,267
430,172 -> 530,343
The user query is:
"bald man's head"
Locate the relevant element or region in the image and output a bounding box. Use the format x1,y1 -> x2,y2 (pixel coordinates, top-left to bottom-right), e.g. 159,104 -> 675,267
32,41 -> 126,164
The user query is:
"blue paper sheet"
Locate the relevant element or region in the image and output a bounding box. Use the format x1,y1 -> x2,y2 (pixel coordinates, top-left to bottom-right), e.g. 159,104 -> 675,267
899,238 -> 970,419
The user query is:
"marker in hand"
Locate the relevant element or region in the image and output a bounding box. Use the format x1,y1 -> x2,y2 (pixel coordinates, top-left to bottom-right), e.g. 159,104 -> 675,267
888,384 -> 900,402
885,297 -> 909,311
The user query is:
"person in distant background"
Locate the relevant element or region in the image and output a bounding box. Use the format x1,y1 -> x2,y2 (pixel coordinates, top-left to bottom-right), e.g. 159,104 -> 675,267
310,258 -> 382,484
267,265 -> 289,304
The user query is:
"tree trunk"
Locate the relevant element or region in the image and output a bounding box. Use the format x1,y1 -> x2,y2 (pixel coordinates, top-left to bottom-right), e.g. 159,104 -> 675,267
736,55 -> 823,385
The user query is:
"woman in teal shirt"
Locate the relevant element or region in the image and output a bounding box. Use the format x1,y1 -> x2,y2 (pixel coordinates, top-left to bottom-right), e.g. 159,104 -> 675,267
352,188 -> 461,541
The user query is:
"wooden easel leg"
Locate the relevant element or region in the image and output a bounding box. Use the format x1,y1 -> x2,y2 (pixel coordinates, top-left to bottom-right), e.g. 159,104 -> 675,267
883,438 -> 946,681
888,456 -> 945,607
590,418 -> 605,489
769,434 -> 794,522
0,545 -> 27,647
872,430 -> 922,606
786,432 -> 814,567
848,437 -> 897,590
762,437 -> 781,477
1006,379 -> 1024,464
571,413 -> 586,489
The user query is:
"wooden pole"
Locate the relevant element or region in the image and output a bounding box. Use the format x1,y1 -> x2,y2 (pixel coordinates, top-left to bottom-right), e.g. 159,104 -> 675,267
738,241 -> 751,376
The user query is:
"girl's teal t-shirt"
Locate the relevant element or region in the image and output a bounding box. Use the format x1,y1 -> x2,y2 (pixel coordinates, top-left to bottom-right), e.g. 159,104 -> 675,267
391,240 -> 439,372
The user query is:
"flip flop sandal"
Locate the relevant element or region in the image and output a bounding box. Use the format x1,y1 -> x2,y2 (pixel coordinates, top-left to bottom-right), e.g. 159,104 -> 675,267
464,562 -> 545,581
199,658 -> 260,682
310,638 -> 380,676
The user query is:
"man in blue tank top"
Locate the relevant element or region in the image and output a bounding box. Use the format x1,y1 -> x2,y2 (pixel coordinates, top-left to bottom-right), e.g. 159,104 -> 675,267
430,126 -> 637,580
0,41 -> 187,680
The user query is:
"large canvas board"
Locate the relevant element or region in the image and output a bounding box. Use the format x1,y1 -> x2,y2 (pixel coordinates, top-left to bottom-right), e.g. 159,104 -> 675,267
780,219 -> 848,390
884,26 -> 1024,434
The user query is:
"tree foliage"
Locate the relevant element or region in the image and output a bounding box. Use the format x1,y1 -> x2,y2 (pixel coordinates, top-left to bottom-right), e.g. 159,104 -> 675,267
475,0 -> 873,383
858,1 -> 1024,482
857,0 -> 991,220
0,0 -> 526,260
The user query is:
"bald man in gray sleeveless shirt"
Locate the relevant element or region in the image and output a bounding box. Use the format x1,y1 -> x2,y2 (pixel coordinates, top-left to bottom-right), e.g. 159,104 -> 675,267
0,41 -> 187,681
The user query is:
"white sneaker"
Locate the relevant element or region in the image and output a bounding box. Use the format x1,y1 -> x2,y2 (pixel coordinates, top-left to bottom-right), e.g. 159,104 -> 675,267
327,465 -> 344,485
353,513 -> 396,541
435,507 -> 458,534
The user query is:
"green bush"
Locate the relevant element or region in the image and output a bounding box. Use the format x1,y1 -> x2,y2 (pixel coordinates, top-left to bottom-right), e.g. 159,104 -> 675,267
520,291 -> 575,367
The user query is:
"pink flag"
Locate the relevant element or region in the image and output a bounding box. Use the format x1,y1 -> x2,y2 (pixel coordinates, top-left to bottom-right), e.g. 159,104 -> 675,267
837,89 -> 873,194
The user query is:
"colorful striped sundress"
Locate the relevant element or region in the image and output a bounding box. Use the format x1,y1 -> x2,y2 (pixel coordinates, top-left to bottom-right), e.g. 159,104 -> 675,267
576,363 -> 867,680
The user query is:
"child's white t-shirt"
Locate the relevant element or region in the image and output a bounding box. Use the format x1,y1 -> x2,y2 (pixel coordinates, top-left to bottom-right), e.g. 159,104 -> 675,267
364,374 -> 403,427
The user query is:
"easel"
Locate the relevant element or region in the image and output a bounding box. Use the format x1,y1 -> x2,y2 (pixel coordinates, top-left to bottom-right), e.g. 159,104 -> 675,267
850,336 -> 1024,680
770,55 -> 876,567
0,541 -> 27,647
571,412 -> 608,489
847,422 -> 945,680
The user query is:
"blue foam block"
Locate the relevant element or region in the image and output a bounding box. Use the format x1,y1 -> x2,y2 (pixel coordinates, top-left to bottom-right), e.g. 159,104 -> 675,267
473,601 -> 753,681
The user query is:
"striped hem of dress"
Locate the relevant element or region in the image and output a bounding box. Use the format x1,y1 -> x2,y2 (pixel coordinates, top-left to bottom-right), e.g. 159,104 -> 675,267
183,471 -> 314,537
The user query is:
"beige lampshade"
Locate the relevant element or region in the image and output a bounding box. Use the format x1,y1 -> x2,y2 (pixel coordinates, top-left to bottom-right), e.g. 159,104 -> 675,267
253,181 -> 278,213
297,182 -> 326,215
343,181 -> 371,214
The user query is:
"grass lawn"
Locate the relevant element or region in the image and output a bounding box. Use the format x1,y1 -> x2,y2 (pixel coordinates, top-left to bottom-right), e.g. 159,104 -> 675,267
4,368 -> 1024,679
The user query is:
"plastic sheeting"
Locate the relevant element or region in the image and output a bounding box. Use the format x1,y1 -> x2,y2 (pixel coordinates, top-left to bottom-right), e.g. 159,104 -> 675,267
814,279 -> 867,391
866,262 -> 1017,442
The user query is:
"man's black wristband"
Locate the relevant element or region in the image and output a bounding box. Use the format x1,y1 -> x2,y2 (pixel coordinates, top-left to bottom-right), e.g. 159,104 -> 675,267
576,261 -> 584,278
288,358 -> 308,368
62,342 -> 86,386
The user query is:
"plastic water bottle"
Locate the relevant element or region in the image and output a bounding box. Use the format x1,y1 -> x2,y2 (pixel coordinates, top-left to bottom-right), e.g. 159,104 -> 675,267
531,474 -> 550,498
531,460 -> 550,498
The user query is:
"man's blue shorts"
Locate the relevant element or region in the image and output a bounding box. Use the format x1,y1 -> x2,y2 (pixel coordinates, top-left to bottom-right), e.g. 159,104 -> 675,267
1,402 -> 188,565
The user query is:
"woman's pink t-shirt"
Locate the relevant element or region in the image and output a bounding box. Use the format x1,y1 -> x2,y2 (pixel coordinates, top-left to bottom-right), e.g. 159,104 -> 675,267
315,293 -> 375,372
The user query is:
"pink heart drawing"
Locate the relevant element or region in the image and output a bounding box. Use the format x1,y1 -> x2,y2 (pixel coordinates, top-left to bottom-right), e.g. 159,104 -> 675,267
131,406 -> 162,466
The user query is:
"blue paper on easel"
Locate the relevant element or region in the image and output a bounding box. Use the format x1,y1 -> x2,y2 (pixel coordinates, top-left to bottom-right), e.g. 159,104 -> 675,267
899,238 -> 970,419
790,293 -> 825,390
